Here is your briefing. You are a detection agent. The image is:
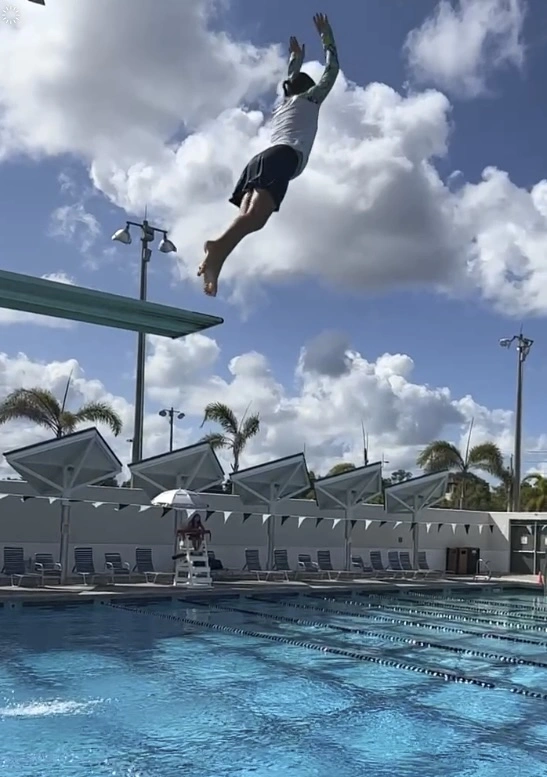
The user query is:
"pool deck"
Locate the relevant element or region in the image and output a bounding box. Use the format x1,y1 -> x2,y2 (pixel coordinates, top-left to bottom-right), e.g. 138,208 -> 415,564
0,574 -> 542,607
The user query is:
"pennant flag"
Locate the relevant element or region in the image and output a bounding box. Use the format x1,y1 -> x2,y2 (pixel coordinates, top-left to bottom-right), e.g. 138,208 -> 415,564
139,505 -> 151,512
92,502 -> 105,508
316,517 -> 323,527
262,514 -> 270,524
426,523 -> 432,533
380,521 -> 387,527
298,517 -> 307,528
351,519 -> 357,529
242,513 -> 252,523
365,520 -> 372,530
69,499 -> 80,504
464,524 -> 470,534
451,523 -> 457,534
489,524 -> 494,533
223,512 -> 232,523
410,522 -> 416,530
0,494 -> 8,501
21,496 -> 32,502
206,510 -> 215,520
394,521 -> 402,530
281,515 -> 290,526
332,518 -> 341,529
161,507 -> 172,517
47,497 -> 58,505
478,524 -> 484,534
437,524 -> 443,532
117,504 -> 130,511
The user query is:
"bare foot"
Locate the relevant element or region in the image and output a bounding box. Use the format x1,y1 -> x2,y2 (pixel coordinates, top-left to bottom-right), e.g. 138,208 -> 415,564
197,241 -> 225,297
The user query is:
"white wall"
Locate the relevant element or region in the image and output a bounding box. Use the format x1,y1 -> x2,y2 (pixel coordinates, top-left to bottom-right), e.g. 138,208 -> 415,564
0,481 -> 527,575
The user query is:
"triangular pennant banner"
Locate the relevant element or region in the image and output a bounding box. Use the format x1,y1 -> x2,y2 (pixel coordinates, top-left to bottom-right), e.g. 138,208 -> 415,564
478,524 -> 484,534
410,522 -> 416,530
92,502 -> 105,508
117,504 -> 129,511
350,519 -> 357,529
161,507 -> 172,517
139,505 -> 151,512
242,513 -> 252,523
0,494 -> 8,501
380,521 -> 387,527
426,523 -> 432,533
332,518 -> 341,529
464,524 -> 470,534
262,514 -> 270,525
206,510 -> 215,520
223,512 -> 232,523
21,496 -> 32,502
438,524 -> 443,532
489,525 -> 494,533
365,520 -> 372,530
451,523 -> 457,534
394,521 -> 402,530
48,497 -> 58,505
298,517 -> 306,528
316,517 -> 323,527
281,515 -> 290,526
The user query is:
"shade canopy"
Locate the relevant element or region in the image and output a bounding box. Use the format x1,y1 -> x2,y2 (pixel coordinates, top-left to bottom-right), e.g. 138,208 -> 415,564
0,269 -> 223,338
231,453 -> 311,507
152,489 -> 209,510
314,463 -> 383,511
384,471 -> 449,515
3,428 -> 122,496
129,443 -> 224,498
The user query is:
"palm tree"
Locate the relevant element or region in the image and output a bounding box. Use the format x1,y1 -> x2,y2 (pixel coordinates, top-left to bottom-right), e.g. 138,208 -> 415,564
521,475 -> 547,512
417,439 -> 505,509
200,402 -> 260,473
0,387 -> 123,438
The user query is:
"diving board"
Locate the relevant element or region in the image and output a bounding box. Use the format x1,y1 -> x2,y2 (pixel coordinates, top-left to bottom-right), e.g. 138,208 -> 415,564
0,270 -> 223,338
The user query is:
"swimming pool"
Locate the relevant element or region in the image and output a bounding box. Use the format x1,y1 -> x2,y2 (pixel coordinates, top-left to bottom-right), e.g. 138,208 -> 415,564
2,588 -> 547,776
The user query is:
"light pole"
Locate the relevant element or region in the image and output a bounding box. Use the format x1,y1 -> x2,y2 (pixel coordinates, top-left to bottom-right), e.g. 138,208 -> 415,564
159,407 -> 185,452
112,219 -> 177,464
500,333 -> 534,512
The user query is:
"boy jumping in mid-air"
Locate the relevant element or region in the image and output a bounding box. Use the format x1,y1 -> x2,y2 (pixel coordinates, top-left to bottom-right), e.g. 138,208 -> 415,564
198,12 -> 339,296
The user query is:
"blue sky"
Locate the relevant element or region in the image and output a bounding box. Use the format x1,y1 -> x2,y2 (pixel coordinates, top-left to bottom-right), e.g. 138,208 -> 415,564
0,0 -> 546,473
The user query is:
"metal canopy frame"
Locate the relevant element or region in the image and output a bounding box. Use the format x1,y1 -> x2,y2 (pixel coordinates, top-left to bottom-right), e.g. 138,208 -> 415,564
4,428 -> 122,584
315,463 -> 383,570
384,471 -> 449,567
231,453 -> 311,569
128,442 -> 225,499
0,269 -> 223,338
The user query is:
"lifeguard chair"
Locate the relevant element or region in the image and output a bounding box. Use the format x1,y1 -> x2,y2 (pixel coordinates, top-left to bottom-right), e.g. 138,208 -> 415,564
172,514 -> 212,588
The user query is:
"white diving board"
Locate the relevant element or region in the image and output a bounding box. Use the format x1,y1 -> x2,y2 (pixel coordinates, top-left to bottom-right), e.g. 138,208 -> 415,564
0,269 -> 223,338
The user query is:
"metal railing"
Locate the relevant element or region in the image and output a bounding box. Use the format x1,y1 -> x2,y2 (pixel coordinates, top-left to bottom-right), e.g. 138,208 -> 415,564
474,558 -> 492,582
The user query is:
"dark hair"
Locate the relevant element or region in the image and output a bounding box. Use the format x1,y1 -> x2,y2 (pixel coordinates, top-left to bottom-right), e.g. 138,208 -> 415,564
282,72 -> 316,97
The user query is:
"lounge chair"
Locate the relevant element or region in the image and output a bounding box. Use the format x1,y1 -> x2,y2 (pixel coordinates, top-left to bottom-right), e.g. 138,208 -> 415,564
104,552 -> 131,583
317,550 -> 347,580
273,549 -> 291,580
72,547 -> 97,585
399,551 -> 423,579
351,555 -> 373,575
207,551 -> 224,571
34,553 -> 62,585
133,547 -> 173,584
369,551 -> 392,578
417,551 -> 442,578
297,553 -> 321,576
387,551 -> 407,578
2,546 -> 39,587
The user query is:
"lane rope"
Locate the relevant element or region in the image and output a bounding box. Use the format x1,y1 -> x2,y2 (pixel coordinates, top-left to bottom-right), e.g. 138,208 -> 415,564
405,590 -> 547,613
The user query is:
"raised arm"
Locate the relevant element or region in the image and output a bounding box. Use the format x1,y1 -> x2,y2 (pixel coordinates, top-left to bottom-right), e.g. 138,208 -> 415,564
304,13 -> 339,105
288,36 -> 305,78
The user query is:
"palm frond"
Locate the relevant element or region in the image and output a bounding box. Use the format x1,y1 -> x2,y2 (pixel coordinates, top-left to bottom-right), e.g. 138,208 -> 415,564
416,440 -> 464,472
0,388 -> 60,433
200,432 -> 230,450
239,414 -> 260,441
201,402 -> 239,436
74,402 -> 123,436
467,442 -> 504,478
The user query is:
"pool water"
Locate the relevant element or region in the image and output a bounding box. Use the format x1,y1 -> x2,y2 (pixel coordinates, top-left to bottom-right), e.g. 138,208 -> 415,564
2,588 -> 547,776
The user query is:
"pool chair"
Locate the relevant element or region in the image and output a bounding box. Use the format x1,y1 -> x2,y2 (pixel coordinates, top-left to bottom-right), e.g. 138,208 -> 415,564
133,548 -> 173,584
369,551 -> 392,578
317,550 -> 347,580
297,553 -> 322,577
207,551 -> 224,571
387,551 -> 408,578
351,555 -> 373,576
72,547 -> 98,585
417,551 -> 442,578
399,551 -> 424,579
273,549 -> 291,580
33,553 -> 62,585
104,552 -> 131,584
243,549 -> 275,581
2,546 -> 40,587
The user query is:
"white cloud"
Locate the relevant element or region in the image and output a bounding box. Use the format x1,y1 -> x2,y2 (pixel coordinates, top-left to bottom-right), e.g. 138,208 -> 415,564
0,0 -> 545,318
0,272 -> 76,329
405,0 -> 526,98
48,203 -> 101,253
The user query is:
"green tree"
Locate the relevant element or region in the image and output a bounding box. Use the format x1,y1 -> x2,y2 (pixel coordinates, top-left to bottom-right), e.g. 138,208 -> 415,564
521,475 -> 547,512
390,469 -> 412,484
326,462 -> 356,477
200,402 -> 260,473
417,440 -> 505,509
0,387 -> 122,438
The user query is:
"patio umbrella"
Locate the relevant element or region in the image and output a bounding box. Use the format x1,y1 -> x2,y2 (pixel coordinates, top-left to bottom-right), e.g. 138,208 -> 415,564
151,489 -> 209,561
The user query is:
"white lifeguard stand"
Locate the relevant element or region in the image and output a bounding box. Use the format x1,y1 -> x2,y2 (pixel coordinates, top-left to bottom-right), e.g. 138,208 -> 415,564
173,528 -> 212,588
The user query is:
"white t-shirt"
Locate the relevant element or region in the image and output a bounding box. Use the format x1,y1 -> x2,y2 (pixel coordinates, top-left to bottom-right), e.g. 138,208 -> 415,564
270,96 -> 320,178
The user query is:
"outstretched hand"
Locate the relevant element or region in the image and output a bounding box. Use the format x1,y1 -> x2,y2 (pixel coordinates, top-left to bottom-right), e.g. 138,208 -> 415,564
313,12 -> 331,36
289,36 -> 305,57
